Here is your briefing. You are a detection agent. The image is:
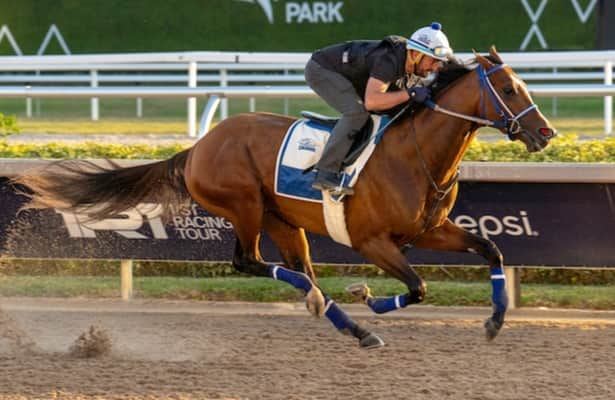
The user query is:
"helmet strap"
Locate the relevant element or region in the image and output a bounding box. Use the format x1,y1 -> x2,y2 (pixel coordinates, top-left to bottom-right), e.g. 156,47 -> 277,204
407,50 -> 423,75
412,51 -> 424,70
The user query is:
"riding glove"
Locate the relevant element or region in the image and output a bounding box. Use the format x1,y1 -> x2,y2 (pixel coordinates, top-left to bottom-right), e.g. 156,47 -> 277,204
407,86 -> 430,103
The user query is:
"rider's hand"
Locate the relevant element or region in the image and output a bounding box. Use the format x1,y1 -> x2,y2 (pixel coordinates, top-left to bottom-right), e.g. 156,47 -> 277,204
407,86 -> 430,103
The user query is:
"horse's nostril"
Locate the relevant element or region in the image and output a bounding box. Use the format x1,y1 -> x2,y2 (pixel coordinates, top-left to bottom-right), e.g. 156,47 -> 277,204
539,127 -> 555,138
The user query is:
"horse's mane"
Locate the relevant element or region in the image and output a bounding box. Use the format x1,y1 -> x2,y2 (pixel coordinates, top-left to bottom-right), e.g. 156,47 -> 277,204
429,57 -> 473,96
431,54 -> 502,96
398,53 -> 502,116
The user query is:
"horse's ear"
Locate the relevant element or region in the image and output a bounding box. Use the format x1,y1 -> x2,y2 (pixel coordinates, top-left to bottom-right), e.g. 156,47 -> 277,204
473,49 -> 493,70
489,45 -> 503,64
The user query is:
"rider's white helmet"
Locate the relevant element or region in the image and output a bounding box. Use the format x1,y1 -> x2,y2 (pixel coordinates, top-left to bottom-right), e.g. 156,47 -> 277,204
407,22 -> 453,61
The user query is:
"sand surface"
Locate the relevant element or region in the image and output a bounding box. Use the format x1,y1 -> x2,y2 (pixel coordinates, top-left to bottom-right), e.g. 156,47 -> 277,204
1,298 -> 614,400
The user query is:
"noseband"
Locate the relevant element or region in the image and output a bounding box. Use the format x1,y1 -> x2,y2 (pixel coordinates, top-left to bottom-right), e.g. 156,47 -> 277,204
424,64 -> 540,140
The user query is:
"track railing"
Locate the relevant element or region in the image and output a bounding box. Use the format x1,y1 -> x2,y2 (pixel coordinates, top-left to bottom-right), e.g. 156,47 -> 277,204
0,84 -> 613,137
0,50 -> 614,135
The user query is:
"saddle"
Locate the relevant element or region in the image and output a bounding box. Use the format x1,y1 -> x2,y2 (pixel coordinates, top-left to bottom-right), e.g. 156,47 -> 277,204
300,111 -> 374,167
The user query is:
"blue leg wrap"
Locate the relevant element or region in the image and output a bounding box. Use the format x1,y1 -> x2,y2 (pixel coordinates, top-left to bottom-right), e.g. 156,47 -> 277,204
323,295 -> 356,332
366,294 -> 408,314
268,265 -> 313,293
270,267 -> 362,337
490,266 -> 508,314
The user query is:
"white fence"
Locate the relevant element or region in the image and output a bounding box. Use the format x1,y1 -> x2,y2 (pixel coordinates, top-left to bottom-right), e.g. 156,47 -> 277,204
1,85 -> 615,138
0,50 -> 614,136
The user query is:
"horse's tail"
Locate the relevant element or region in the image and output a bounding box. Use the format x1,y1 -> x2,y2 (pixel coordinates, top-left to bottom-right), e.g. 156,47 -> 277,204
14,149 -> 191,220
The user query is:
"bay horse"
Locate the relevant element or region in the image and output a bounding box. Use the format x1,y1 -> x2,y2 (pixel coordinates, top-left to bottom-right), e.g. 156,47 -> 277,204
15,47 -> 556,348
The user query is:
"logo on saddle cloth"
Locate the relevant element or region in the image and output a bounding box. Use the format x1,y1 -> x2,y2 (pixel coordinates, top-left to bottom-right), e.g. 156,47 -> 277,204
297,137 -> 317,152
275,115 -> 390,202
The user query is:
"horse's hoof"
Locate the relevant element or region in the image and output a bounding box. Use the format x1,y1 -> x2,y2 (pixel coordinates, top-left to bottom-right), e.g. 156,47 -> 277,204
359,332 -> 385,349
484,317 -> 502,341
305,286 -> 326,318
345,282 -> 372,303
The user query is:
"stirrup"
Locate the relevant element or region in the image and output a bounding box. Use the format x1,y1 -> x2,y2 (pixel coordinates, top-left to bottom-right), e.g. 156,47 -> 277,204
311,183 -> 354,196
329,185 -> 354,196
312,170 -> 354,196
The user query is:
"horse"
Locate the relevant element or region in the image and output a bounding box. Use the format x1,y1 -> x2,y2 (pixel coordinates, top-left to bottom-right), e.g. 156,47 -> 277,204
15,47 -> 556,349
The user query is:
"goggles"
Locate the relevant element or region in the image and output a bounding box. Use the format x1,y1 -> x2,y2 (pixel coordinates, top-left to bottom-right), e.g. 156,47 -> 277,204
407,39 -> 453,60
432,46 -> 453,59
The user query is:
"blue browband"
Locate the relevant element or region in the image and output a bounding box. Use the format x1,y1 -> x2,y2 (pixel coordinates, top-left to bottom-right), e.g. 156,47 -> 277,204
478,65 -> 508,130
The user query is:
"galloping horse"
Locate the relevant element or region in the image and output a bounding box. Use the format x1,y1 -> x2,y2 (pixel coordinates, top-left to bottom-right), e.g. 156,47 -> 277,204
16,47 -> 556,348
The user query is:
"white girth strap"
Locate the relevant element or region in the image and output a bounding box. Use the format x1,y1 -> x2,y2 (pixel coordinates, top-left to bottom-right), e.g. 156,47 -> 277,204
322,191 -> 352,247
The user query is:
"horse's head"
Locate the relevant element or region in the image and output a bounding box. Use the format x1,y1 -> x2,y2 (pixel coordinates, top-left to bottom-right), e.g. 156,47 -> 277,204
474,46 -> 557,152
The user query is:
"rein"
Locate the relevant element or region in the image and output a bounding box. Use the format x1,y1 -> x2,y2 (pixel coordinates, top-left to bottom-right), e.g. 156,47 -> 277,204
407,118 -> 459,245
424,64 -> 539,140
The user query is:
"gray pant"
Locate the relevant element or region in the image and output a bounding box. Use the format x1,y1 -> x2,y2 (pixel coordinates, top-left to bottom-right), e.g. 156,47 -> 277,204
304,59 -> 369,173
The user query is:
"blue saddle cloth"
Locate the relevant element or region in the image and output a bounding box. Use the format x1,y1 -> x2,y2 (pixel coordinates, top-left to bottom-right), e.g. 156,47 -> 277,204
274,115 -> 389,203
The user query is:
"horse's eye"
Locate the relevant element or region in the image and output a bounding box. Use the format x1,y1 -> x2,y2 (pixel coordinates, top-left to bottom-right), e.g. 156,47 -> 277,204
503,86 -> 515,95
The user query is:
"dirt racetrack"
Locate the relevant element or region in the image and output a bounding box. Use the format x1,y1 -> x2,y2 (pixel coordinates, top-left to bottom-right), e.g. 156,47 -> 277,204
1,298 -> 614,400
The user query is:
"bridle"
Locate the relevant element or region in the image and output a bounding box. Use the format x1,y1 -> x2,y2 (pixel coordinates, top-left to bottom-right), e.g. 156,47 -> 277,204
403,63 -> 543,248
424,63 -> 549,140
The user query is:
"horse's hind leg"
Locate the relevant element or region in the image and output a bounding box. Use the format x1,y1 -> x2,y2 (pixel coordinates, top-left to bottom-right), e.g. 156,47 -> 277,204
262,212 -> 317,282
263,213 -> 384,349
231,230 -> 325,318
187,145 -> 326,316
199,181 -> 323,318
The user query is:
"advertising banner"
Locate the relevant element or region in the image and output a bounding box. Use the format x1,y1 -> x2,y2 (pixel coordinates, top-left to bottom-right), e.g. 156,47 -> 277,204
1,179 -> 613,267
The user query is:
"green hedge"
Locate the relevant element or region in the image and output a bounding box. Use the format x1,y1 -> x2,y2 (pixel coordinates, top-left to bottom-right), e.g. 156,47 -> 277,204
465,134 -> 615,162
1,134 -> 614,162
0,140 -> 186,159
3,259 -> 615,285
0,114 -> 19,136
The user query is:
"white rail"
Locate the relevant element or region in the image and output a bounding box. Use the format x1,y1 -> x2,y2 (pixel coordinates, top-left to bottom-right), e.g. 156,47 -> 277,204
0,50 -> 614,135
1,49 -> 614,66
1,84 -> 614,98
0,84 -> 612,137
0,86 -> 316,98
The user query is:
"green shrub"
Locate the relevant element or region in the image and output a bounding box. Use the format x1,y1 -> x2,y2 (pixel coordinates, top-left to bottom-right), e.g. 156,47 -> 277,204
0,113 -> 19,136
0,259 -> 235,278
3,259 -> 615,285
0,140 -> 187,159
0,133 -> 614,162
465,134 -> 615,162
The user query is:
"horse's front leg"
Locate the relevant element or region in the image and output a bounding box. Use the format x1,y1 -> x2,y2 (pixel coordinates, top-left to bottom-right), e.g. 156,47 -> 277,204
412,219 -> 507,340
